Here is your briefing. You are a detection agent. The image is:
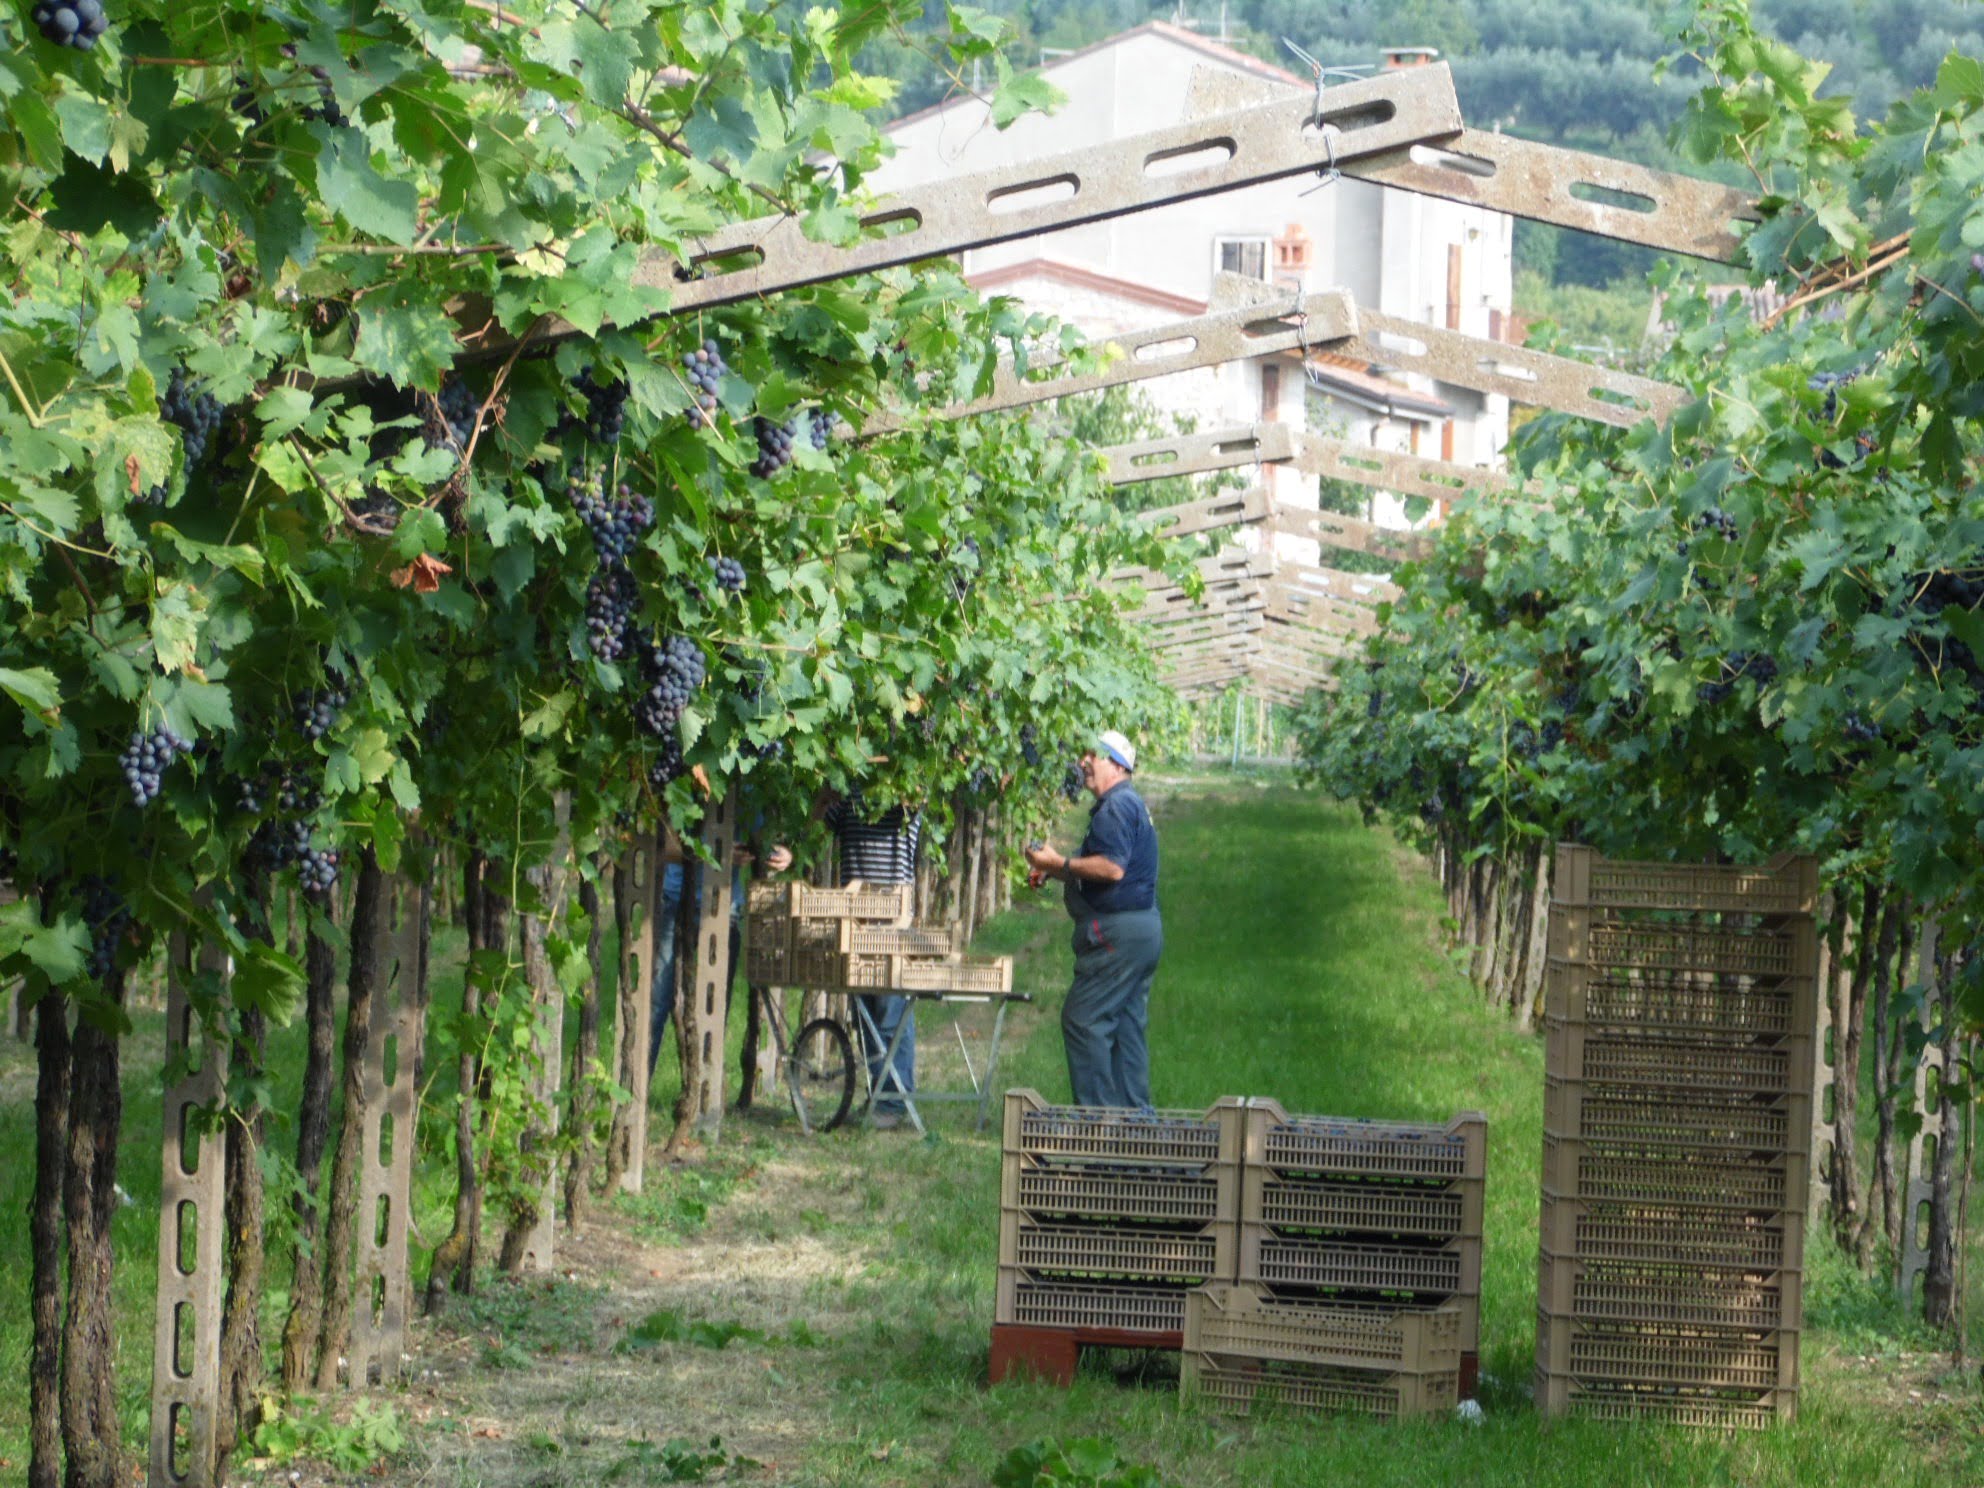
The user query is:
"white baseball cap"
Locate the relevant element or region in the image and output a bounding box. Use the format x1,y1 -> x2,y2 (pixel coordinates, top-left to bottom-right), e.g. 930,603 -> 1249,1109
1097,729 -> 1137,772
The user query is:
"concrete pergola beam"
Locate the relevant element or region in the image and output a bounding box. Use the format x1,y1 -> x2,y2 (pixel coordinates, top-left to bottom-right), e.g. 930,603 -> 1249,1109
638,65 -> 1463,311
1104,423 -> 1296,485
1138,485 -> 1271,540
1347,129 -> 1759,264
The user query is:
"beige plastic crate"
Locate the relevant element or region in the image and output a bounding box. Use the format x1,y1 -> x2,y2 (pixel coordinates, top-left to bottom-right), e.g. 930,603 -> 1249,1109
895,953 -> 1014,993
1545,1079 -> 1812,1155
1240,1102 -> 1488,1184
836,921 -> 960,955
1535,1311 -> 1800,1393
1534,1368 -> 1797,1429
1001,1153 -> 1239,1226
1182,1353 -> 1458,1420
1003,1090 -> 1243,1167
1186,1284 -> 1464,1373
1546,1019 -> 1813,1099
1537,1251 -> 1802,1332
1550,916 -> 1817,980
997,1213 -> 1234,1285
1541,1134 -> 1808,1214
1545,962 -> 1819,1040
1239,1230 -> 1481,1300
1242,1169 -> 1482,1242
1552,846 -> 1819,917
1539,1191 -> 1805,1272
994,1268 -> 1189,1332
748,880 -> 913,924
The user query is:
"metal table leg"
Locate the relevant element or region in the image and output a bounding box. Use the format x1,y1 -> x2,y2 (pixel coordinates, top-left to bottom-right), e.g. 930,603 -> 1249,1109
855,995 -> 925,1136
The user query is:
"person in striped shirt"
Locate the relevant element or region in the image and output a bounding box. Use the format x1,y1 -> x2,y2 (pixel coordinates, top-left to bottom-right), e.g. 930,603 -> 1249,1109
824,794 -> 922,1128
767,791 -> 923,1128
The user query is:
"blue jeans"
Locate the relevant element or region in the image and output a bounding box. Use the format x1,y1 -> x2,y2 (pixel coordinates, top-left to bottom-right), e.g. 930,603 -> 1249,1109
649,861 -> 743,1077
858,995 -> 915,1115
1062,907 -> 1163,1109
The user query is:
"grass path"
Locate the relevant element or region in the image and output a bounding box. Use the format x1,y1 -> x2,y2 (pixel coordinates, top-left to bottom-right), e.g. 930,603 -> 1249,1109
4,774 -> 1981,1484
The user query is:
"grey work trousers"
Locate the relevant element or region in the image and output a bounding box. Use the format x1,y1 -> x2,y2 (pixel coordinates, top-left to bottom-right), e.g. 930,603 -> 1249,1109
1062,906 -> 1163,1109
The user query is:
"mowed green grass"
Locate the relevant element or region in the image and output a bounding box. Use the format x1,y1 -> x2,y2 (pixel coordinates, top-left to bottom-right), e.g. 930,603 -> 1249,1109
781,774 -> 1984,1488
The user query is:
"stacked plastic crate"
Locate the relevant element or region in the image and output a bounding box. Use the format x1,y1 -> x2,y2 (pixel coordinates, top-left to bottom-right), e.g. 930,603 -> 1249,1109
1181,1102 -> 1486,1420
745,880 -> 1011,991
991,1091 -> 1242,1384
1535,846 -> 1818,1429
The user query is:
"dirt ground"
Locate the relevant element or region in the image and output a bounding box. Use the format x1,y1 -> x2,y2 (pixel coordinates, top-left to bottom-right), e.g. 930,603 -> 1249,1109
234,988 -> 1043,1488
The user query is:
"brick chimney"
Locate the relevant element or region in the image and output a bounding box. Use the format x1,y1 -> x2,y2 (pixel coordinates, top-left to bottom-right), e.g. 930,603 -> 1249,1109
1274,222 -> 1313,285
1382,47 -> 1439,70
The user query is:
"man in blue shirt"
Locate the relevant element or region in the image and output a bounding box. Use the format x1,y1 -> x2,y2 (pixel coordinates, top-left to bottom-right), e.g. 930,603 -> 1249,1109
1023,729 -> 1162,1109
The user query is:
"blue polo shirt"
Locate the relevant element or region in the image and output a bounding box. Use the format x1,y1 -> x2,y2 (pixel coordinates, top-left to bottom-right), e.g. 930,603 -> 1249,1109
1077,780 -> 1158,914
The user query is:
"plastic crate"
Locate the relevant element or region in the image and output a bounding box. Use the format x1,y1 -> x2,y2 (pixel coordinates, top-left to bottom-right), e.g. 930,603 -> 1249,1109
1537,1251 -> 1801,1332
1004,1090 -> 1241,1167
994,1268 -> 1189,1332
1243,1169 -> 1482,1242
744,921 -> 790,984
1186,1284 -> 1464,1373
1552,847 -> 1818,917
1534,1369 -> 1796,1429
998,1214 -> 1234,1284
1545,963 -> 1818,1040
1535,1312 -> 1799,1392
1240,1101 -> 1488,1183
1239,1230 -> 1481,1299
1545,1079 -> 1811,1155
748,880 -> 913,924
833,951 -> 893,989
1182,1354 -> 1459,1420
1550,916 -> 1816,979
837,922 -> 959,955
1542,1135 -> 1808,1213
1539,1192 -> 1804,1272
896,954 -> 1015,993
1002,1153 -> 1238,1225
1546,1019 -> 1812,1098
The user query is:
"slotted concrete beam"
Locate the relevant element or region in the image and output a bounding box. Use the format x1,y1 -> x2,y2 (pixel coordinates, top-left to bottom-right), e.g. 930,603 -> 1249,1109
640,65 -> 1463,310
1348,129 -> 1758,264
1104,423 -> 1296,486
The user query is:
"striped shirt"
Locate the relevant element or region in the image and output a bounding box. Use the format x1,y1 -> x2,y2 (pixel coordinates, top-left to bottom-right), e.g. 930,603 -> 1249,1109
824,800 -> 921,886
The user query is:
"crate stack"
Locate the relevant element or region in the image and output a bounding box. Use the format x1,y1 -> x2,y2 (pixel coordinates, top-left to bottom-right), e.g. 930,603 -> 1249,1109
992,1091 -> 1242,1382
1535,846 -> 1819,1430
1181,1102 -> 1486,1420
746,881 -> 1014,992
991,1091 -> 1486,1421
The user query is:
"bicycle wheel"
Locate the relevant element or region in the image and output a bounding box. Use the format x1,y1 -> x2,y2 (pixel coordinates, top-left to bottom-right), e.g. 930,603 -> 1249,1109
787,1016 -> 856,1133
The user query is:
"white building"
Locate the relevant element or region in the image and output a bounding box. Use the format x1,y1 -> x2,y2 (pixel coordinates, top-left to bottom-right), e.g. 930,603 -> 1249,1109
872,23 -> 1515,532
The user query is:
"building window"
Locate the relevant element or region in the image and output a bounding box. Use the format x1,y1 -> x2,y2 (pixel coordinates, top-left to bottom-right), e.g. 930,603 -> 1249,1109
1213,236 -> 1270,281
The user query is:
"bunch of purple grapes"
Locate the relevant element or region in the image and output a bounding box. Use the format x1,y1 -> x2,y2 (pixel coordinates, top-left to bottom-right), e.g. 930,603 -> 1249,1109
635,634 -> 706,737
586,568 -> 638,661
576,369 -> 629,446
808,409 -> 832,451
297,681 -> 349,741
749,416 -> 797,478
433,380 -> 479,451
571,475 -> 654,569
710,556 -> 747,593
1693,508 -> 1739,542
33,0 -> 108,48
1696,651 -> 1778,705
1061,764 -> 1084,802
81,877 -> 128,981
683,340 -> 726,429
119,726 -> 192,808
